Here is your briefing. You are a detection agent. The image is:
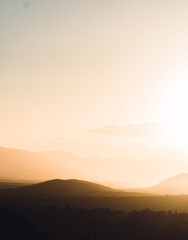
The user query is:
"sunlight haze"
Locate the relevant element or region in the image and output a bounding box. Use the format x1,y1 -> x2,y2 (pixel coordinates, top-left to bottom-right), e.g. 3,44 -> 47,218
1,0 -> 188,187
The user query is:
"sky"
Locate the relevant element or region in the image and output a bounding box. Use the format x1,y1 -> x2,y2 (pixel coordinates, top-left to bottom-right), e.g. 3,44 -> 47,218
1,0 -> 188,186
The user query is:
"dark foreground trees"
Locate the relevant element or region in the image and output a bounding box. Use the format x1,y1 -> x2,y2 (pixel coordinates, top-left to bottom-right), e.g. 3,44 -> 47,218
1,206 -> 188,240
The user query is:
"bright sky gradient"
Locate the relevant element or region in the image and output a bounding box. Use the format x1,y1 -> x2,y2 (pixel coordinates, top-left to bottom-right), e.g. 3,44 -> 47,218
1,0 -> 188,163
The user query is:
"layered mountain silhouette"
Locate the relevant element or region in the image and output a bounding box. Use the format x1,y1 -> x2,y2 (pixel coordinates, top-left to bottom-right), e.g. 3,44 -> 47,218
2,146 -> 188,190
1,174 -> 188,196
1,146 -> 188,195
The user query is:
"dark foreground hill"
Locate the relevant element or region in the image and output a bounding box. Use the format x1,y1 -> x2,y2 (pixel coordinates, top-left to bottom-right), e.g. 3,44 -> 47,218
3,179 -> 148,197
9,179 -> 113,196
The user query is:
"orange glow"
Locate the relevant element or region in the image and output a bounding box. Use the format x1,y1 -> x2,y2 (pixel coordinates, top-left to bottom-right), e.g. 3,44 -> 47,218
1,0 -> 188,188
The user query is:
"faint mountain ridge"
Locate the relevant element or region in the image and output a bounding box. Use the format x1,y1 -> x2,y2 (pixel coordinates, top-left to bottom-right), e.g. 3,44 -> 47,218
129,173 -> 188,195
0,146 -> 84,180
147,173 -> 188,195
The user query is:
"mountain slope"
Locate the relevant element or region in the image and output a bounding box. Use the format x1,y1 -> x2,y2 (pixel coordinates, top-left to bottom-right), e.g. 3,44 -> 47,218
124,173 -> 188,195
146,173 -> 188,195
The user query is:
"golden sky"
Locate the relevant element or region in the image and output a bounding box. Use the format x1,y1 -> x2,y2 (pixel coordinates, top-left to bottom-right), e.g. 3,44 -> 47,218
1,0 -> 188,186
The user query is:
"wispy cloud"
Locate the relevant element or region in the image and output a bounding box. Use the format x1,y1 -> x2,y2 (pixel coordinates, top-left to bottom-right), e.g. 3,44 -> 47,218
86,122 -> 166,138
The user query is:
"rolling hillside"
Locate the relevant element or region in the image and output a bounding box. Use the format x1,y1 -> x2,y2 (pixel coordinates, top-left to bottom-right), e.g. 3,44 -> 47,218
2,179 -> 151,197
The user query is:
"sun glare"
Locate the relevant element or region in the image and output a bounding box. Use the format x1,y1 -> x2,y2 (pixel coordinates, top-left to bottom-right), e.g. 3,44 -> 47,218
162,75 -> 188,150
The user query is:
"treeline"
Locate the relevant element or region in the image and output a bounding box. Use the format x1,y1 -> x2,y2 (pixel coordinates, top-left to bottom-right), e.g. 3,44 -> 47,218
2,195 -> 188,212
1,205 -> 188,240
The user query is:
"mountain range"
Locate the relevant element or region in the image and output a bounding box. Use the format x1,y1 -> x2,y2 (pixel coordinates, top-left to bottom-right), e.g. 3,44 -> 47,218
1,146 -> 188,189
1,146 -> 188,195
1,173 -> 188,196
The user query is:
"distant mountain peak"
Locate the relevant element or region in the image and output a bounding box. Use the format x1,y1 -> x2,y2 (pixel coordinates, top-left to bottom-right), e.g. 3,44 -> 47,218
146,173 -> 188,195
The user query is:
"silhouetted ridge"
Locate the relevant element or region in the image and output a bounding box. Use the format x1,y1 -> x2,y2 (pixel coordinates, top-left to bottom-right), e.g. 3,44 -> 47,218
4,179 -> 150,197
8,179 -> 115,197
